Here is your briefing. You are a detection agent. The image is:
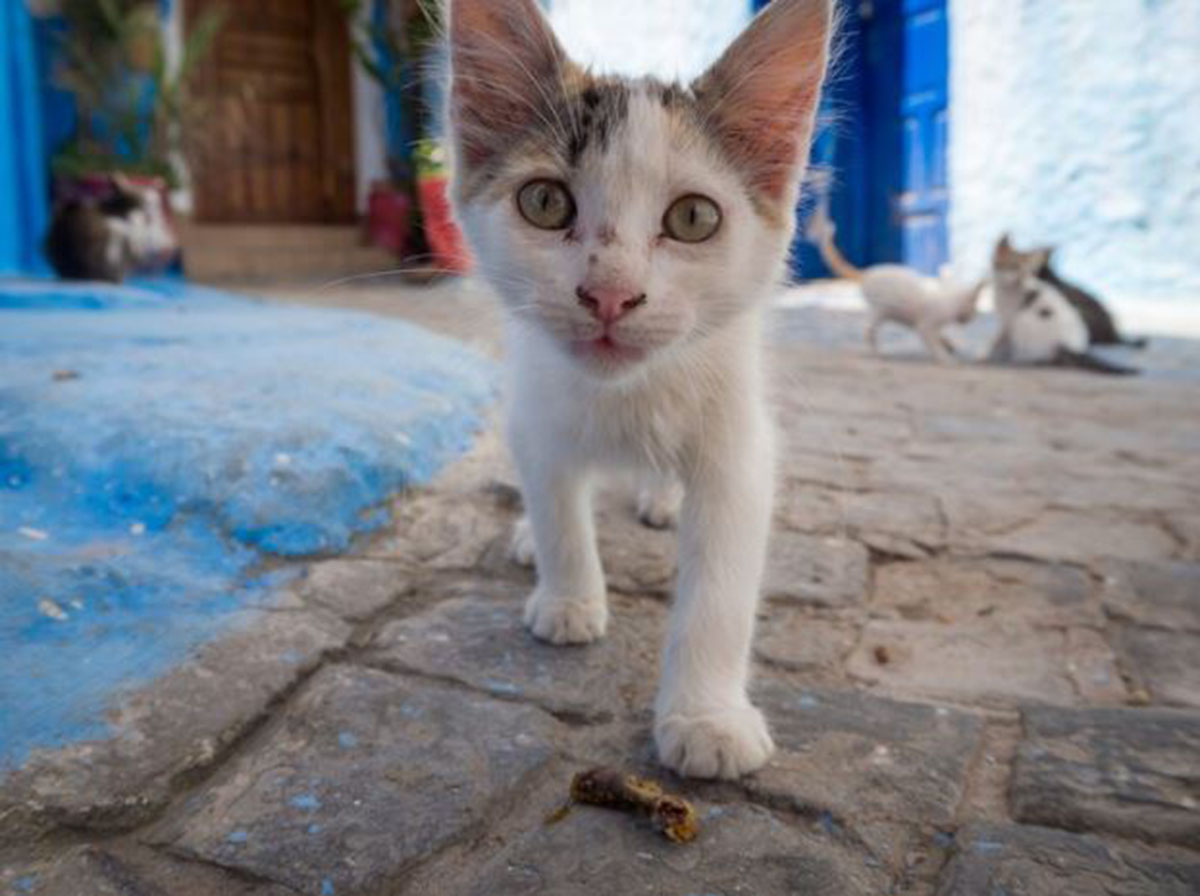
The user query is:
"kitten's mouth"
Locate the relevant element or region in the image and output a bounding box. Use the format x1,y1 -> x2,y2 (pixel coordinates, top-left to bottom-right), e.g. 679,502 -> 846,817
570,334 -> 647,365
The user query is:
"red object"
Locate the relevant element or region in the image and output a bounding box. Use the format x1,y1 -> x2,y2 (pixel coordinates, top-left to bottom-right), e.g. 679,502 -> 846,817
366,182 -> 412,255
418,174 -> 471,273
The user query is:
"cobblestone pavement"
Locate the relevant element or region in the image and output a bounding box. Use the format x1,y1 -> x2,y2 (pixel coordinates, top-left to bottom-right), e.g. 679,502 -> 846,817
3,283 -> 1199,894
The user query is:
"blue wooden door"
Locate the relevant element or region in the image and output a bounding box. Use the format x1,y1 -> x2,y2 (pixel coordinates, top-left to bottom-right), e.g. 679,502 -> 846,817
893,0 -> 949,273
861,0 -> 950,273
761,0 -> 950,278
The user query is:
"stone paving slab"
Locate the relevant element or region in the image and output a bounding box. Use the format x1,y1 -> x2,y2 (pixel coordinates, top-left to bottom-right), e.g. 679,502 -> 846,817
1011,706 -> 1200,847
754,609 -> 859,675
365,592 -> 665,724
774,482 -> 946,559
156,664 -> 566,895
846,619 -> 1125,706
745,678 -> 984,827
434,801 -> 892,896
10,843 -> 298,896
1100,560 -> 1200,631
871,556 -> 1100,628
1115,626 -> 1200,708
953,508 -> 1180,564
297,558 -> 413,623
937,822 -> 1200,896
763,531 -> 871,607
0,604 -> 350,838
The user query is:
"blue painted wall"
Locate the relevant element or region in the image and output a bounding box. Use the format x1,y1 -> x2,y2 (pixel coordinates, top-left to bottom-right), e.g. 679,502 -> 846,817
949,0 -> 1200,305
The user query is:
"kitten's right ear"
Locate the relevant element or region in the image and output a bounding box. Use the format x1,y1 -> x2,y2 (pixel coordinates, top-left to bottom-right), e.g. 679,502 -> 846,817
692,0 -> 832,205
447,0 -> 570,170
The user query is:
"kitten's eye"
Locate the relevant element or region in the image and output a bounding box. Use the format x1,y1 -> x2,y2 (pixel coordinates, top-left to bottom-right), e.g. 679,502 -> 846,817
517,179 -> 575,230
663,194 -> 722,243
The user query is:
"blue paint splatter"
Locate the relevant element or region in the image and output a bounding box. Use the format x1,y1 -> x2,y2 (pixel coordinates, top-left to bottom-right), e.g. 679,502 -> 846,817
483,678 -> 522,696
280,649 -> 303,664
797,693 -> 819,709
972,839 -> 1005,855
290,793 -> 322,811
11,876 -> 37,894
816,810 -> 842,836
337,731 -> 359,748
227,829 -> 249,844
308,822 -> 323,835
320,878 -> 335,895
0,278 -> 496,767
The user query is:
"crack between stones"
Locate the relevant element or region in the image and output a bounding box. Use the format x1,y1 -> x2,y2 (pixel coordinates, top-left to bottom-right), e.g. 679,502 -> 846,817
160,842 -> 306,894
353,655 -> 617,728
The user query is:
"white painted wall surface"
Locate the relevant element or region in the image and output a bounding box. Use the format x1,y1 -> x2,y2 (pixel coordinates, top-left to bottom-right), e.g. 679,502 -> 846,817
547,0 -> 750,81
950,0 -> 1200,306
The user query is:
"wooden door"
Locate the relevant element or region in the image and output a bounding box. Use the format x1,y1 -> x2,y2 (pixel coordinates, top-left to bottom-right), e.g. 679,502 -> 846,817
188,0 -> 355,223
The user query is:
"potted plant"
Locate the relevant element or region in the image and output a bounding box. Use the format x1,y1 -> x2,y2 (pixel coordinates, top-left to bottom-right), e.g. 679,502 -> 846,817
341,0 -> 469,273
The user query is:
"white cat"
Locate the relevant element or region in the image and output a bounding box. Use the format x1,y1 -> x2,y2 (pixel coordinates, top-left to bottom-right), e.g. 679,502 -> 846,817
446,0 -> 832,778
809,208 -> 984,363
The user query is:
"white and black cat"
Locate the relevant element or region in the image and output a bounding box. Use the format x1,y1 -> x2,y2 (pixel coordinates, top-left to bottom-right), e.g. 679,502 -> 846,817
447,0 -> 832,778
994,234 -> 1146,349
809,207 -> 985,363
991,236 -> 1138,375
45,174 -> 176,283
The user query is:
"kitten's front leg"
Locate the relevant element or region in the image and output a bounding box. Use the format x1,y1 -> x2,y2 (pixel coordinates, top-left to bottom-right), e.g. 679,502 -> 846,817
655,425 -> 775,779
513,445 -> 608,645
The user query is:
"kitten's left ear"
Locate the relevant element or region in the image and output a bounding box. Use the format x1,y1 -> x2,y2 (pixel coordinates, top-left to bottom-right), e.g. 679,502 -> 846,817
693,0 -> 832,205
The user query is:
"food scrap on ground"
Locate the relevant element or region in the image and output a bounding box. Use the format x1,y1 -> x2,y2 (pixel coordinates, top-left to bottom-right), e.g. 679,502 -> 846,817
565,766 -> 700,843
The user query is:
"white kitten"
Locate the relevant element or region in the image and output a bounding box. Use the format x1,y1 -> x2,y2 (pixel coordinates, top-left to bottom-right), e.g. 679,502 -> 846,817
447,0 -> 832,778
809,209 -> 984,363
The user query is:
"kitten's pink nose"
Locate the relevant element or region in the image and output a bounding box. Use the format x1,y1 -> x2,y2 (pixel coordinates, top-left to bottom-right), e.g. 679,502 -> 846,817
575,284 -> 647,324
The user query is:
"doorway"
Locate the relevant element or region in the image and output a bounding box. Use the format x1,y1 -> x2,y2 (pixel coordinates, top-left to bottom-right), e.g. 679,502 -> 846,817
777,0 -> 950,277
187,0 -> 356,223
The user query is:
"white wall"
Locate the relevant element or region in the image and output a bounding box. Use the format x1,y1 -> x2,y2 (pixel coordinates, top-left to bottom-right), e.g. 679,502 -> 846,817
950,0 -> 1200,306
547,0 -> 750,81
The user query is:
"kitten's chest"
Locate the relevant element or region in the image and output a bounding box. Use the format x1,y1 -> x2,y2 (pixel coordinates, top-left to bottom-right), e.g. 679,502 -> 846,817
576,376 -> 699,468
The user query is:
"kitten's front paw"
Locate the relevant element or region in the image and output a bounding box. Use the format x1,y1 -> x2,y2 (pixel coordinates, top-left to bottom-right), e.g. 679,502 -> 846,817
523,590 -> 607,645
509,516 -> 536,568
655,702 -> 774,779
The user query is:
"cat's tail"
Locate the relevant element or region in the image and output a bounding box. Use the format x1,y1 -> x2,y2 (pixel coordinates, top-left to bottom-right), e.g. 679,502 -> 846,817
1054,348 -> 1139,376
806,208 -> 863,282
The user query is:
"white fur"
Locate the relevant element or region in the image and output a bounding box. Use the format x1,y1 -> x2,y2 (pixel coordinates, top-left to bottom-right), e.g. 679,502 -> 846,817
449,0 -> 830,779
459,86 -> 787,779
809,211 -> 981,363
998,275 -> 1089,363
859,266 -> 984,363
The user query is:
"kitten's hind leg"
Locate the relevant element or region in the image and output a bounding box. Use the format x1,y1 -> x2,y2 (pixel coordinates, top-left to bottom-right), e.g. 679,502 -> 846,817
509,515 -> 536,567
918,323 -> 957,365
865,313 -> 884,354
939,333 -> 962,359
637,473 -> 683,530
